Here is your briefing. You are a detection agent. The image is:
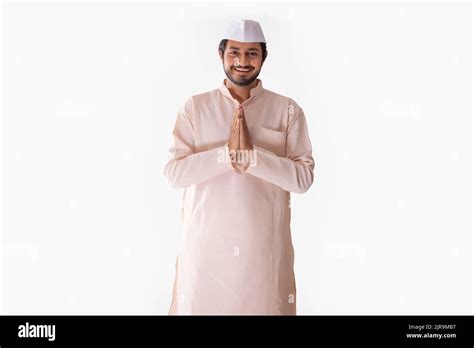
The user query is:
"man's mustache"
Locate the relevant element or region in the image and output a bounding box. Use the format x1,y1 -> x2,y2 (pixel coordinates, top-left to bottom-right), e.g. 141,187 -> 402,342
232,65 -> 254,70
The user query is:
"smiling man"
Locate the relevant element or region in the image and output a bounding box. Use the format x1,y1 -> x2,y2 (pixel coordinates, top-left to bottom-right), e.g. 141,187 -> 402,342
164,19 -> 315,315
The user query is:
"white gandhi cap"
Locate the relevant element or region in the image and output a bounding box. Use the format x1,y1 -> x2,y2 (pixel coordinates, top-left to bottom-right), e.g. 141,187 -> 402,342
223,19 -> 266,43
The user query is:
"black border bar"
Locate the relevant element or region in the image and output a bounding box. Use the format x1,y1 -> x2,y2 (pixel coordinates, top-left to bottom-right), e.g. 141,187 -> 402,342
0,315 -> 472,346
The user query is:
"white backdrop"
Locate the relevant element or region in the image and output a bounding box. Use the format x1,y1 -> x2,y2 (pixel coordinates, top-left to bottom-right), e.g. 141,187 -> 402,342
1,1 -> 472,314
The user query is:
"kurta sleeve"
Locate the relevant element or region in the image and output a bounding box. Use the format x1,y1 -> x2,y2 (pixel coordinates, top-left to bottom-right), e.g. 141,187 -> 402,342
246,102 -> 315,193
164,98 -> 233,188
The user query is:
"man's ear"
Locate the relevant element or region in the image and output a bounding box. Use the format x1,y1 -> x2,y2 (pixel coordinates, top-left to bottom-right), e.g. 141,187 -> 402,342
218,50 -> 224,63
261,50 -> 267,65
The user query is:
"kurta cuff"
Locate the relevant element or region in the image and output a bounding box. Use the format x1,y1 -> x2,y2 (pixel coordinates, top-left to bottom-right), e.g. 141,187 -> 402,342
246,145 -> 314,193
164,143 -> 233,188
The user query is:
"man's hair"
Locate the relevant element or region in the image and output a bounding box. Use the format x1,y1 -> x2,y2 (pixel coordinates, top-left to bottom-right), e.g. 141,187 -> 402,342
218,39 -> 268,64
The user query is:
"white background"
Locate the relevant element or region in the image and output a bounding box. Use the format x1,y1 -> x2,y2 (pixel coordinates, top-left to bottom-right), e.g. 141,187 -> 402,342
1,1 -> 472,314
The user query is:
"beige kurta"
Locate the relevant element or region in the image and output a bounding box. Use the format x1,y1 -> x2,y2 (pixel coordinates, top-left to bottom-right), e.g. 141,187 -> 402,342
164,78 -> 315,315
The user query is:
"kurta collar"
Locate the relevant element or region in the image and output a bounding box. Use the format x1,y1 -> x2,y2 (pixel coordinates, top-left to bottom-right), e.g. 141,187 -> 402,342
219,78 -> 264,104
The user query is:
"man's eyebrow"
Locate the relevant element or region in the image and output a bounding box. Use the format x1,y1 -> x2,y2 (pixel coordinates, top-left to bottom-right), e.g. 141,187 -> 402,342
228,46 -> 260,51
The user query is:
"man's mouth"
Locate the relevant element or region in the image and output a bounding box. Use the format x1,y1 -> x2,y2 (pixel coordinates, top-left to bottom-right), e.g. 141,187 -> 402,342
233,67 -> 253,73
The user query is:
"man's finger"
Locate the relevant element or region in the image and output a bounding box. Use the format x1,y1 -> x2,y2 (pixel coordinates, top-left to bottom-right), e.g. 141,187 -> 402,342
241,113 -> 252,150
237,117 -> 242,137
231,107 -> 241,134
235,105 -> 241,118
232,118 -> 241,151
229,106 -> 242,149
239,118 -> 245,152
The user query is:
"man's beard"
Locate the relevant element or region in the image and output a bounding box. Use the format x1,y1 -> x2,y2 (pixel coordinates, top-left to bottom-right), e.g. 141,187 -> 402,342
223,64 -> 261,87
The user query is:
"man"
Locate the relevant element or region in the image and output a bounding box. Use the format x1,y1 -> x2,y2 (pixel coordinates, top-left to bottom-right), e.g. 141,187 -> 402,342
164,19 -> 315,315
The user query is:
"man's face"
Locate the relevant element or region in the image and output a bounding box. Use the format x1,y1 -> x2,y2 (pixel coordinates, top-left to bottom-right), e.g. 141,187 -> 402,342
220,40 -> 264,87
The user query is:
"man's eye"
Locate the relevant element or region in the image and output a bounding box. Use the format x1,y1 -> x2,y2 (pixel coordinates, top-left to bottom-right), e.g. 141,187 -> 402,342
249,52 -> 258,57
230,51 -> 238,55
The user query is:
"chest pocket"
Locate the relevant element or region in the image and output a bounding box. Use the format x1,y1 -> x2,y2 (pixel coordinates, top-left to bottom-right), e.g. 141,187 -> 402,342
250,126 -> 287,157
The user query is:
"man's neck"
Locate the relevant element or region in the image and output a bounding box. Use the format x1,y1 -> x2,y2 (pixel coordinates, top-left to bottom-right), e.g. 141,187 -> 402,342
225,79 -> 258,104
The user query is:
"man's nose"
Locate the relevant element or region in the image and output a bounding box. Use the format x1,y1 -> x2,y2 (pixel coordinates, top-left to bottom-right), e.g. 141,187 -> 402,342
238,55 -> 249,67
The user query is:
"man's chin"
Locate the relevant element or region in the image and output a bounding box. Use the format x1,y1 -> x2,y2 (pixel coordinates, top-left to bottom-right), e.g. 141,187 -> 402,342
234,79 -> 253,87
228,73 -> 259,87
